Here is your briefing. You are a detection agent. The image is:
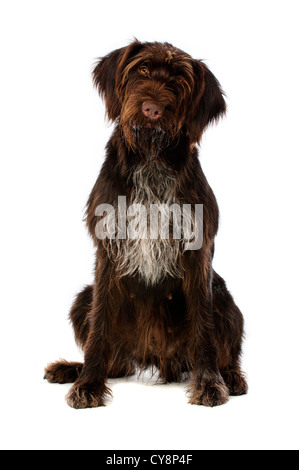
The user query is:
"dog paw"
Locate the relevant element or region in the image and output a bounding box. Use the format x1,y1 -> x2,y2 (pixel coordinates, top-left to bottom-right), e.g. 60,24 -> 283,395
222,370 -> 248,396
189,376 -> 229,407
66,384 -> 111,409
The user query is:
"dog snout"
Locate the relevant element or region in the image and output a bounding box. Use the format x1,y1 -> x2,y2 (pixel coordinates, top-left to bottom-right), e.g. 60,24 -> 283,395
142,101 -> 164,120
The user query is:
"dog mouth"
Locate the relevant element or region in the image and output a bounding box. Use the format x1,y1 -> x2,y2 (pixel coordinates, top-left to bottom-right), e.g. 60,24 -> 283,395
132,122 -> 165,132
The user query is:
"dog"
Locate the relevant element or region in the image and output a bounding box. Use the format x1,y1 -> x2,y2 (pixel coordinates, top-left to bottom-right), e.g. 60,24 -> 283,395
44,40 -> 248,408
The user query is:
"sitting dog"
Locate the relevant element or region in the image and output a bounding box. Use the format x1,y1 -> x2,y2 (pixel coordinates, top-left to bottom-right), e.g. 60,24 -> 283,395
44,40 -> 248,408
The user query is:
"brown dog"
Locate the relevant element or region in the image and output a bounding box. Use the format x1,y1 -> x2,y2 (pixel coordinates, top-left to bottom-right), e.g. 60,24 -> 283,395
45,40 -> 248,408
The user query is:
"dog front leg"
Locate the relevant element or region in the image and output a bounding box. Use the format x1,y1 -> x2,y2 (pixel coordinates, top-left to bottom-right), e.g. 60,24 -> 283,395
66,277 -> 116,409
183,270 -> 230,407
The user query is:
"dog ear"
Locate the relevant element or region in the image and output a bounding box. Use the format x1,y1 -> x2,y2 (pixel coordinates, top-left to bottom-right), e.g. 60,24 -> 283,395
93,41 -> 143,121
186,60 -> 226,144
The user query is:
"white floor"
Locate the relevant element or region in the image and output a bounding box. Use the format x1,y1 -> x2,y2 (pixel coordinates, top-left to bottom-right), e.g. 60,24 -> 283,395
2,347 -> 298,450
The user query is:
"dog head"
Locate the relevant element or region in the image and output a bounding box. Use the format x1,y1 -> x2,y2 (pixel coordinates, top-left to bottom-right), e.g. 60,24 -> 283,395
93,40 -> 226,149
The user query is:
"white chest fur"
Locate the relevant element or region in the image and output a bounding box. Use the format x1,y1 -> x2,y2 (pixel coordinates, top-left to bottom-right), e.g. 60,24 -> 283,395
113,161 -> 183,285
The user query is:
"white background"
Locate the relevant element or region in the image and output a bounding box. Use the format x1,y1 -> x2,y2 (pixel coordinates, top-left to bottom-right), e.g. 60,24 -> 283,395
1,0 -> 299,450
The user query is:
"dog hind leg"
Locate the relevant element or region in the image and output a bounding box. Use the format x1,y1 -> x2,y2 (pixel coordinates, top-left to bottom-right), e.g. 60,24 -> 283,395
212,270 -> 248,396
69,284 -> 93,348
44,285 -> 93,384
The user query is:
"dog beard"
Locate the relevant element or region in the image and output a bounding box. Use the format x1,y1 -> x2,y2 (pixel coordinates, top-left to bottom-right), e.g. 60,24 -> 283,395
129,125 -> 173,159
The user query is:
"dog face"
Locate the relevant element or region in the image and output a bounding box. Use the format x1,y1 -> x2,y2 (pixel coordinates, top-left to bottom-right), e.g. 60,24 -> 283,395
93,40 -> 226,148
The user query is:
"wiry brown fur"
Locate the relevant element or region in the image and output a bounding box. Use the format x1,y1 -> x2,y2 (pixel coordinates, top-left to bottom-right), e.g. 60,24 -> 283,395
44,40 -> 247,408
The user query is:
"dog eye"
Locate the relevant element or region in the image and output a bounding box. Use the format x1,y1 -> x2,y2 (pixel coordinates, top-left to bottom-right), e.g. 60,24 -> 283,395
139,66 -> 150,77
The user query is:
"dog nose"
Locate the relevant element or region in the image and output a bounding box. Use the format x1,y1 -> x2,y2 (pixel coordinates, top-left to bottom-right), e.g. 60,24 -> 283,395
142,101 -> 164,120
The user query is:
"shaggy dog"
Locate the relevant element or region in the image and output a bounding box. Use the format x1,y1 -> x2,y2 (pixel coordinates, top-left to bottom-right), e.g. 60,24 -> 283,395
44,40 -> 248,408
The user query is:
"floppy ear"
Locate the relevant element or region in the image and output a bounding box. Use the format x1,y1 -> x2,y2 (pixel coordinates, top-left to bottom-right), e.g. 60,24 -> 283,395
92,41 -> 143,121
186,60 -> 226,144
